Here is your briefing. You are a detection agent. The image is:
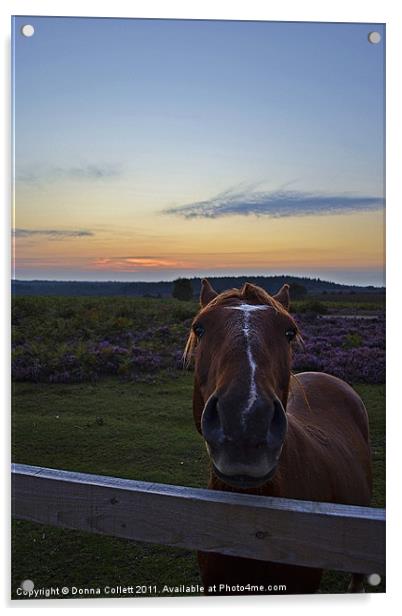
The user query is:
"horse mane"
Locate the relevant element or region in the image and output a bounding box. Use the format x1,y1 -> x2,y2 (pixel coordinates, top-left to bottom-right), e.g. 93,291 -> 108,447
183,283 -> 303,367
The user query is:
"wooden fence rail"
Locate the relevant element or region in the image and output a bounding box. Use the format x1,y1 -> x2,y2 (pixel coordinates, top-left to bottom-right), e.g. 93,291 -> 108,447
11,463 -> 385,575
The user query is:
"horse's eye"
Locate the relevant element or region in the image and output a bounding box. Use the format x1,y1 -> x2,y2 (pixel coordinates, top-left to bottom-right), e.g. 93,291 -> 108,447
285,329 -> 297,342
193,323 -> 205,338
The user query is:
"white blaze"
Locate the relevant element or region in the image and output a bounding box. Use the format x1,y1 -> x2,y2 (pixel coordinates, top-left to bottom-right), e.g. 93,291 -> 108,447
225,304 -> 269,422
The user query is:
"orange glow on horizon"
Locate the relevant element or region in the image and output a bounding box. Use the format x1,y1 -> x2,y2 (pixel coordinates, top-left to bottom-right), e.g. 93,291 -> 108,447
93,257 -> 196,271
13,207 -> 384,278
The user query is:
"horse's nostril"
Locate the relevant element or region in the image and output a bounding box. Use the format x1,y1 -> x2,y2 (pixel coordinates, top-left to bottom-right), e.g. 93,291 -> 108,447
269,399 -> 288,443
201,395 -> 223,443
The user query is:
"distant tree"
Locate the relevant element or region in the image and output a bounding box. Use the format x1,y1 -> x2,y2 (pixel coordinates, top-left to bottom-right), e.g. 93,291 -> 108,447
172,278 -> 193,301
290,282 -> 308,300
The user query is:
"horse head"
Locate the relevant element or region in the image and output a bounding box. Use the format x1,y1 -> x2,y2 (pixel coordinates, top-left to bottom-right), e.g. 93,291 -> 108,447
185,279 -> 301,490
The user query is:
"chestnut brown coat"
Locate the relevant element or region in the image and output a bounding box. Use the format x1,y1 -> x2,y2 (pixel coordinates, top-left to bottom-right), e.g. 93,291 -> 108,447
185,280 -> 372,595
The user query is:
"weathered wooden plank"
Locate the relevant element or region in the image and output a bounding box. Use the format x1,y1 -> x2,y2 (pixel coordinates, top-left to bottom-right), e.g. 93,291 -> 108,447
11,464 -> 385,575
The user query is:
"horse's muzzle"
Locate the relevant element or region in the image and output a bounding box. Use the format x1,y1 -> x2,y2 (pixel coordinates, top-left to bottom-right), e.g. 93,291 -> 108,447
212,462 -> 278,489
201,392 -> 287,488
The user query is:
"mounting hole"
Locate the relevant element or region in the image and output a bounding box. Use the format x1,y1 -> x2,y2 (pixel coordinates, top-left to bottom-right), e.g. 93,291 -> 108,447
367,573 -> 381,586
21,24 -> 35,38
368,31 -> 381,44
20,579 -> 34,592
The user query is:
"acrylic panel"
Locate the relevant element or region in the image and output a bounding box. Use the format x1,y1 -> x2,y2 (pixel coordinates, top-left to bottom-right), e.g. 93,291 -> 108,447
11,16 -> 385,600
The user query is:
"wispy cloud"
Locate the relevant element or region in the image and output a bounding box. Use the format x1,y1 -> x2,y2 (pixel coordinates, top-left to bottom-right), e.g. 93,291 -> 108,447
16,163 -> 121,184
56,164 -> 120,180
164,188 -> 385,219
13,229 -> 94,239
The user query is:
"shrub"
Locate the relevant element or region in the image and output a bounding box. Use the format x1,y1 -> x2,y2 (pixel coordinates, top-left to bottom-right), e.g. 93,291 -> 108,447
298,300 -> 328,315
172,278 -> 193,301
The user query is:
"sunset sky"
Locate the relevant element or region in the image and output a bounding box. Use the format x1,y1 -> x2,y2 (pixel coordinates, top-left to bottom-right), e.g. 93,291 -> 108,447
12,17 -> 385,285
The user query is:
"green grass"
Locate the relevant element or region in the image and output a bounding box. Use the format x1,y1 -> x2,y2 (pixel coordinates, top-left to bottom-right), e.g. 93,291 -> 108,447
292,292 -> 385,314
12,375 -> 207,485
11,377 -> 385,598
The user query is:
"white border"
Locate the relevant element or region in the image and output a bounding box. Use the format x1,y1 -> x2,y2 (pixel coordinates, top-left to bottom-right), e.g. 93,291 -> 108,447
1,1 -> 401,614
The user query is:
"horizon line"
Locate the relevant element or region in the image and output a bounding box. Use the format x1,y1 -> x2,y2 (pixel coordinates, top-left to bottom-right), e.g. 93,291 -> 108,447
12,275 -> 385,290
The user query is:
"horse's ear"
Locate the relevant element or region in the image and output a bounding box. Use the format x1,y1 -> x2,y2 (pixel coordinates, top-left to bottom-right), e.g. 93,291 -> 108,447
243,282 -> 256,296
273,284 -> 290,310
200,278 -> 218,307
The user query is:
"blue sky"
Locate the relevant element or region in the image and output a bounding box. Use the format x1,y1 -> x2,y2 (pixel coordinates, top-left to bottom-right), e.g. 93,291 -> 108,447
13,17 -> 385,285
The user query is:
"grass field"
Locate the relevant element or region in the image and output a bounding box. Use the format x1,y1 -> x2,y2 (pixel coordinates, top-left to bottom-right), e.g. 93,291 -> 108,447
12,375 -> 385,598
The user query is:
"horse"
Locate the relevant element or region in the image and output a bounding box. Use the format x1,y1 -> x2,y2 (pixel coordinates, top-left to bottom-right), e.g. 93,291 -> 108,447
184,279 -> 372,595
